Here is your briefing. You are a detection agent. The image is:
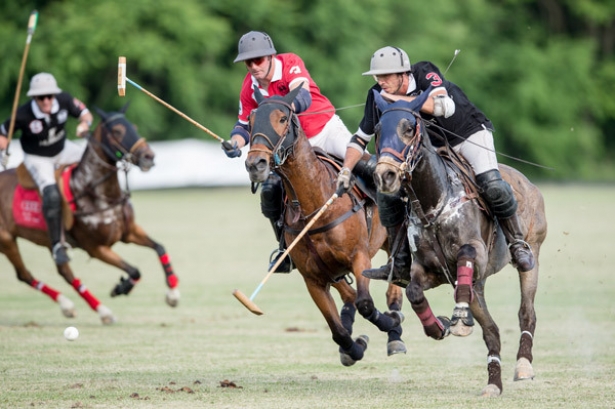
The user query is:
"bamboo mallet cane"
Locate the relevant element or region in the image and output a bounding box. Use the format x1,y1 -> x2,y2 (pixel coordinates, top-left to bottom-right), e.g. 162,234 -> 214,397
2,10 -> 39,169
117,56 -> 236,150
233,188 -> 344,315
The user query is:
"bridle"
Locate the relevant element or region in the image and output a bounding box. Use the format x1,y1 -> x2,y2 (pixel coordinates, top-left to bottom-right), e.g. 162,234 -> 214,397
248,98 -> 298,167
376,106 -> 424,183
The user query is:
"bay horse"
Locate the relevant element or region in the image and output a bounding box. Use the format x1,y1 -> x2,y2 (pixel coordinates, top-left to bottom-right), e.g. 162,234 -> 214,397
371,90 -> 547,396
0,105 -> 180,324
244,86 -> 406,366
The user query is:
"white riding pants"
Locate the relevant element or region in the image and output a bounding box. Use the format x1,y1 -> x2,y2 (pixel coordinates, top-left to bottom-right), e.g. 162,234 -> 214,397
452,126 -> 499,176
307,114 -> 352,159
23,140 -> 85,192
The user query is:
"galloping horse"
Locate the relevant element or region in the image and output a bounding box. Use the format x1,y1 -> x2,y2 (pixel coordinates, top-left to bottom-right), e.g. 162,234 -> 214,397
244,86 -> 405,365
372,90 -> 547,396
0,106 -> 180,324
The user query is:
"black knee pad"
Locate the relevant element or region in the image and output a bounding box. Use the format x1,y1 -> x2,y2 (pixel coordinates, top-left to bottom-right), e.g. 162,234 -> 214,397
352,154 -> 377,188
260,173 -> 284,220
376,191 -> 406,227
42,184 -> 62,219
475,170 -> 518,218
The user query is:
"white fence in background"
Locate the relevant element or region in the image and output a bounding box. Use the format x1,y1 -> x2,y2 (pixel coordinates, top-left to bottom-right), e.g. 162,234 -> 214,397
3,139 -> 251,190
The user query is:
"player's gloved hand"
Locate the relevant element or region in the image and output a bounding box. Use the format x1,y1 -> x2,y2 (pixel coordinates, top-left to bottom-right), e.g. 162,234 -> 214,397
222,140 -> 242,158
336,167 -> 353,194
76,122 -> 90,137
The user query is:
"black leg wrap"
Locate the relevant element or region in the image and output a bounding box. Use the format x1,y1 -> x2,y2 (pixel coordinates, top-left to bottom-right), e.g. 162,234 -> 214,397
340,303 -> 356,334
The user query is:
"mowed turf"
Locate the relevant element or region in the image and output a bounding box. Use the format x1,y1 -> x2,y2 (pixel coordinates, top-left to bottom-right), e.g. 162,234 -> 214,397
0,185 -> 614,409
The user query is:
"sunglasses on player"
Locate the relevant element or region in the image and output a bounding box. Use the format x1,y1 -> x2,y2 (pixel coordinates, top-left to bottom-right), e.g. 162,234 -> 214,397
35,95 -> 55,101
244,56 -> 267,67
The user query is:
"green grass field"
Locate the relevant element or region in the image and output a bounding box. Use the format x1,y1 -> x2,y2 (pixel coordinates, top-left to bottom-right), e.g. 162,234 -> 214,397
1,185 -> 614,408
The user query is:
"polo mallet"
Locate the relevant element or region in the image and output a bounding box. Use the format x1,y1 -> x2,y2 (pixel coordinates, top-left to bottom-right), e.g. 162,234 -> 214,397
233,188 -> 344,315
117,56 -> 235,150
2,10 -> 39,169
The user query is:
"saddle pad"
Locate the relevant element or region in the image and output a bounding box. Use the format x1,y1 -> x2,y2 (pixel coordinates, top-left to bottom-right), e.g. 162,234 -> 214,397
13,185 -> 47,230
12,165 -> 77,230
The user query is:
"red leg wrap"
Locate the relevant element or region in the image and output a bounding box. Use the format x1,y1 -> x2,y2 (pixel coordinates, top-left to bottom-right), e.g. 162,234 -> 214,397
454,264 -> 474,304
167,274 -> 179,289
71,278 -> 101,310
31,279 -> 60,301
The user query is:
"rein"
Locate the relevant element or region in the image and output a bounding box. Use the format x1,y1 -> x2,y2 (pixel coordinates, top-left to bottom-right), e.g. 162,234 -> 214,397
68,114 -> 142,216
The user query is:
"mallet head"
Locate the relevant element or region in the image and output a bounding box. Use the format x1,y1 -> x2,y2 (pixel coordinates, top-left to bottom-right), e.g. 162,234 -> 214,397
118,56 -> 126,97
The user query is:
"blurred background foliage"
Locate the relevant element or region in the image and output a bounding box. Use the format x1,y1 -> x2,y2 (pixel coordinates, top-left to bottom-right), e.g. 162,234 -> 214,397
1,0 -> 614,180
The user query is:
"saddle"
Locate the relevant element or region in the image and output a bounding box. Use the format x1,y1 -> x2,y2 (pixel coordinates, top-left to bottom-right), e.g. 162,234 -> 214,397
14,163 -> 76,230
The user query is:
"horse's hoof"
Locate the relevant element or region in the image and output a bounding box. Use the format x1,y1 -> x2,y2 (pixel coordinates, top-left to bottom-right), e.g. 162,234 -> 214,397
166,288 -> 180,308
450,321 -> 474,337
356,335 -> 369,350
340,352 -> 357,367
387,340 -> 407,356
97,305 -> 116,325
57,294 -> 76,318
480,383 -> 501,397
110,276 -> 135,297
514,357 -> 535,381
450,305 -> 474,337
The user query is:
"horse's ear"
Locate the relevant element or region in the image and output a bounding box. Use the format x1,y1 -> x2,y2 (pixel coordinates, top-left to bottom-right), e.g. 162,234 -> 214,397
120,101 -> 131,114
373,90 -> 390,112
253,85 -> 265,105
408,85 -> 434,112
94,106 -> 108,121
283,83 -> 304,107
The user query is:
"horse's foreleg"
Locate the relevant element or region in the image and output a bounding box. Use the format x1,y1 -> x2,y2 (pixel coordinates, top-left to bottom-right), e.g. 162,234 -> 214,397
385,283 -> 406,355
123,222 -> 179,306
515,248 -> 540,381
86,245 -> 141,297
406,269 -> 449,340
332,281 -> 356,334
306,279 -> 368,366
450,244 -> 477,337
469,280 -> 502,397
56,263 -> 115,325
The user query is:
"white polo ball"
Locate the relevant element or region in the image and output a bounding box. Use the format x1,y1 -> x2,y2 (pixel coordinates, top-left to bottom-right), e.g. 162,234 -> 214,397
63,326 -> 79,341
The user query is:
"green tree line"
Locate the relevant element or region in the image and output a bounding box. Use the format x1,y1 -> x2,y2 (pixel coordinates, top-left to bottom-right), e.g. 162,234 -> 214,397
1,0 -> 614,181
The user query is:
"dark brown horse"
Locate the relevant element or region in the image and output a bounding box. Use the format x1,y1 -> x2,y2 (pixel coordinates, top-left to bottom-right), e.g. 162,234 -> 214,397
244,87 -> 406,365
371,90 -> 547,396
0,106 -> 179,324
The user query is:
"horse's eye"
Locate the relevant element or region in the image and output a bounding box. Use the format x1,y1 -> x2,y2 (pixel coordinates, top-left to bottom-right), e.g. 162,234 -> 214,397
374,123 -> 381,136
280,116 -> 288,124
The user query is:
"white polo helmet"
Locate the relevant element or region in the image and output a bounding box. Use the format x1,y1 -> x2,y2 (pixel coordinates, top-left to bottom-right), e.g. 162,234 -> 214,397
362,46 -> 411,76
27,73 -> 62,97
233,31 -> 277,63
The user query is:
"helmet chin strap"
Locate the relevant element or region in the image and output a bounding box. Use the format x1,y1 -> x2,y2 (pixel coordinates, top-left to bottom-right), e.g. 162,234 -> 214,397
264,56 -> 274,80
391,73 -> 406,95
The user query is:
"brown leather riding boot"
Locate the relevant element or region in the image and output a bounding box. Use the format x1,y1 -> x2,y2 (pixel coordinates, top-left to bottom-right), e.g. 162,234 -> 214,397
362,224 -> 411,288
500,214 -> 535,272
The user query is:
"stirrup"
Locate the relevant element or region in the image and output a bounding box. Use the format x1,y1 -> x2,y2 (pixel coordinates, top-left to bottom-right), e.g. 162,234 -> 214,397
268,249 -> 293,274
52,242 -> 71,266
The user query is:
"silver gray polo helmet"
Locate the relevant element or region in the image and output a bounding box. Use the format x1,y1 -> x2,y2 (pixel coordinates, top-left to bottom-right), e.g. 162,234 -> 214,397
362,46 -> 411,75
233,31 -> 277,63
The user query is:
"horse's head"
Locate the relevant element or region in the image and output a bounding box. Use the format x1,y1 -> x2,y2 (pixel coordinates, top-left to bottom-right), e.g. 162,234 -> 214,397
244,85 -> 302,183
93,104 -> 155,172
373,89 -> 432,194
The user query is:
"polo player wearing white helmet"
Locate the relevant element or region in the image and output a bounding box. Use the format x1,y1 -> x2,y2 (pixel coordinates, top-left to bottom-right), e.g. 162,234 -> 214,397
336,46 -> 535,287
0,72 -> 94,265
222,31 -> 361,274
